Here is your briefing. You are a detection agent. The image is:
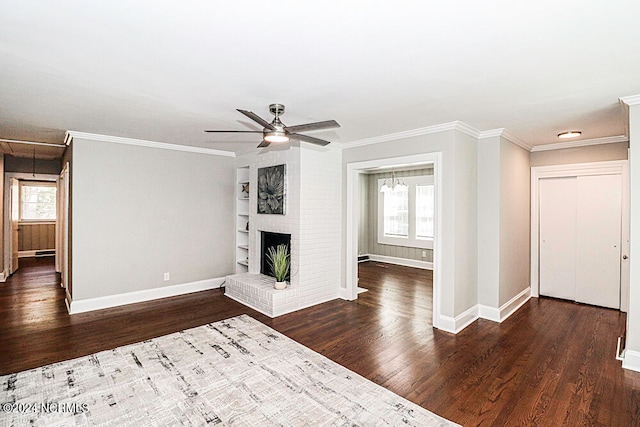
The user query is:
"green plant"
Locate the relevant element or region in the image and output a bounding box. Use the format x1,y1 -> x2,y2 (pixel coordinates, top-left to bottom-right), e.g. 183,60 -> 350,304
266,244 -> 290,282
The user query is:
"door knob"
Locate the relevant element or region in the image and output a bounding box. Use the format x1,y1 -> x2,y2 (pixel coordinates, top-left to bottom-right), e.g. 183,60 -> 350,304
623,255 -> 628,260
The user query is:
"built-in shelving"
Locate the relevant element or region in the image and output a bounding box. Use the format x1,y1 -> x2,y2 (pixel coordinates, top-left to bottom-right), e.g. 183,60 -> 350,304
236,166 -> 250,273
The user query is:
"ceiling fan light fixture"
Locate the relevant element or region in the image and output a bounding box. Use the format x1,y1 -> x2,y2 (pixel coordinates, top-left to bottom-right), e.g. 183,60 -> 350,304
558,130 -> 582,139
263,130 -> 289,144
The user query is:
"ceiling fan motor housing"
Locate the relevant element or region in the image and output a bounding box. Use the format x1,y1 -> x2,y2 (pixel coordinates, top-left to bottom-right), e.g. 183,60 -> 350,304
269,103 -> 285,117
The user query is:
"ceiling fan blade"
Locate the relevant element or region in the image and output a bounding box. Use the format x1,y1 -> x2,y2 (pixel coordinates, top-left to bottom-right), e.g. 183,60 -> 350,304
284,120 -> 340,133
237,109 -> 275,130
290,133 -> 331,146
257,139 -> 271,148
204,130 -> 263,133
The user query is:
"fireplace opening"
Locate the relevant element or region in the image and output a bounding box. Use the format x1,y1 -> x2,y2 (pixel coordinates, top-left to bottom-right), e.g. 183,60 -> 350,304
260,231 -> 291,281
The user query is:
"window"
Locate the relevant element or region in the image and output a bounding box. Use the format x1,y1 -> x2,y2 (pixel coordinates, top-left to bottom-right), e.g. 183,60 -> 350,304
416,184 -> 434,239
378,175 -> 434,248
382,185 -> 408,237
20,182 -> 57,221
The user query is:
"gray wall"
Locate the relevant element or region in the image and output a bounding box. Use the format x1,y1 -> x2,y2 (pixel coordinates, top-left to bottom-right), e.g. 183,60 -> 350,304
477,136 -> 531,310
71,137 -> 236,301
498,137 -> 531,306
359,167 -> 434,262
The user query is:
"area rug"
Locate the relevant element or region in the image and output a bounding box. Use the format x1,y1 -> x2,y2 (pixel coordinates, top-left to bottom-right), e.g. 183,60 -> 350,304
1,315 -> 458,426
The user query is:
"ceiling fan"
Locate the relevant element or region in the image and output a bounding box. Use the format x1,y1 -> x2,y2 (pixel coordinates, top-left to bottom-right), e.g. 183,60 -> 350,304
205,104 -> 340,148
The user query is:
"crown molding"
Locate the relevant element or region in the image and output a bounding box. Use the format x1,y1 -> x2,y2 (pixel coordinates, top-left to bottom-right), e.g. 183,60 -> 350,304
620,94 -> 640,106
342,121 -> 535,152
530,135 -> 629,152
454,121 -> 482,139
65,131 -> 236,157
500,129 -> 533,151
478,128 -> 533,151
343,121 -> 462,149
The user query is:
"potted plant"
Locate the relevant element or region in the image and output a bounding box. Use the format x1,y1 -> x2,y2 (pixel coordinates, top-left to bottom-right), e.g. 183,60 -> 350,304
266,244 -> 290,290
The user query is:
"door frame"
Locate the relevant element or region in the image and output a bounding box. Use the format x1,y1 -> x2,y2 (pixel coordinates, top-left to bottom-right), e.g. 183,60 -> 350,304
345,152 -> 443,328
55,163 -> 69,290
530,160 -> 630,311
3,172 -> 59,277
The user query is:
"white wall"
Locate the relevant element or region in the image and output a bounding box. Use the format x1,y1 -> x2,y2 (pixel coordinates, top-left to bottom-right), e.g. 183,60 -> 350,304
70,136 -> 236,302
299,144 -> 342,305
625,102 -> 640,369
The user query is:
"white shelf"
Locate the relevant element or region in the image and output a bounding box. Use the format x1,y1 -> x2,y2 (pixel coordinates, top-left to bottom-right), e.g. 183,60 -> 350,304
236,166 -> 251,273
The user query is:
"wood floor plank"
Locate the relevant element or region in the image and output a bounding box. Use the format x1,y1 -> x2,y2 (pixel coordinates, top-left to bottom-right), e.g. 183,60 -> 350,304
1,258 -> 639,426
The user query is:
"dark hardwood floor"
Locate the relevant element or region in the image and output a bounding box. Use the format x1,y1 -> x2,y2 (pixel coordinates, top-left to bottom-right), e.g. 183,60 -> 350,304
1,258 -> 639,426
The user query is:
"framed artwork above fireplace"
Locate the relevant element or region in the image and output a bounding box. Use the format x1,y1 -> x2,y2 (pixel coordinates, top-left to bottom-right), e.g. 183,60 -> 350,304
257,164 -> 286,215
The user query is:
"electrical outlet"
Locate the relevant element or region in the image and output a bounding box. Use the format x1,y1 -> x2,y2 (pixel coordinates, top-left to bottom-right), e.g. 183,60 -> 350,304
163,272 -> 170,281
422,250 -> 427,258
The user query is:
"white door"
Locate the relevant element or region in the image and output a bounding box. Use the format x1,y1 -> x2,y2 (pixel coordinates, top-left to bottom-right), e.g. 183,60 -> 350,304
539,177 -> 577,300
539,174 -> 621,309
575,174 -> 621,309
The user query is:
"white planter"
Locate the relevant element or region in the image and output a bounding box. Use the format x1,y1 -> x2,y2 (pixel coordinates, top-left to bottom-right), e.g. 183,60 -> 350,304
274,281 -> 287,290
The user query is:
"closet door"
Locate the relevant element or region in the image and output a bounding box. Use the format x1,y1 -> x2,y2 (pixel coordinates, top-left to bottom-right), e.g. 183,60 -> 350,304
539,177 -> 577,301
539,174 -> 622,309
575,174 -> 621,309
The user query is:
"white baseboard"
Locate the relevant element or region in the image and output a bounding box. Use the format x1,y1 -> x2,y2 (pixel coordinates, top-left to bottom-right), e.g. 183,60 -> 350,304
622,349 -> 640,372
437,288 -> 531,334
438,305 -> 479,334
68,277 -> 226,314
338,287 -> 358,301
0,269 -> 7,283
478,287 -> 531,323
365,254 -> 433,270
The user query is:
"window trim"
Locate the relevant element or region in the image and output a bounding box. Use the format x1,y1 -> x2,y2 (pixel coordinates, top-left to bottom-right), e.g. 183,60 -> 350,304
377,175 -> 434,249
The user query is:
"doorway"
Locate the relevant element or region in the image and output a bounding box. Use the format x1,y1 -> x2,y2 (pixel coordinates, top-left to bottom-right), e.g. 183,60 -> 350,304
3,172 -> 60,278
345,152 -> 443,328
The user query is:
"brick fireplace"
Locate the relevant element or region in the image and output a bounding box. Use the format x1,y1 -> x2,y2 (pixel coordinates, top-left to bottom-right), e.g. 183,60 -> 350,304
225,145 -> 342,317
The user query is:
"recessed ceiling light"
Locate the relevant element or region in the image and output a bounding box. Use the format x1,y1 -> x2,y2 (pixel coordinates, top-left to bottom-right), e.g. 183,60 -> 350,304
558,131 -> 582,139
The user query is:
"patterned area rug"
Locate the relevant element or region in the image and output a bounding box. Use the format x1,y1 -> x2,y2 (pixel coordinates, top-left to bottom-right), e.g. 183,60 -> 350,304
1,315 -> 458,426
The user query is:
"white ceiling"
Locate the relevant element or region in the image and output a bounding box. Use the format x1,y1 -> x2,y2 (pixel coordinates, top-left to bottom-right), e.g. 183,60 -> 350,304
2,1 -> 640,157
